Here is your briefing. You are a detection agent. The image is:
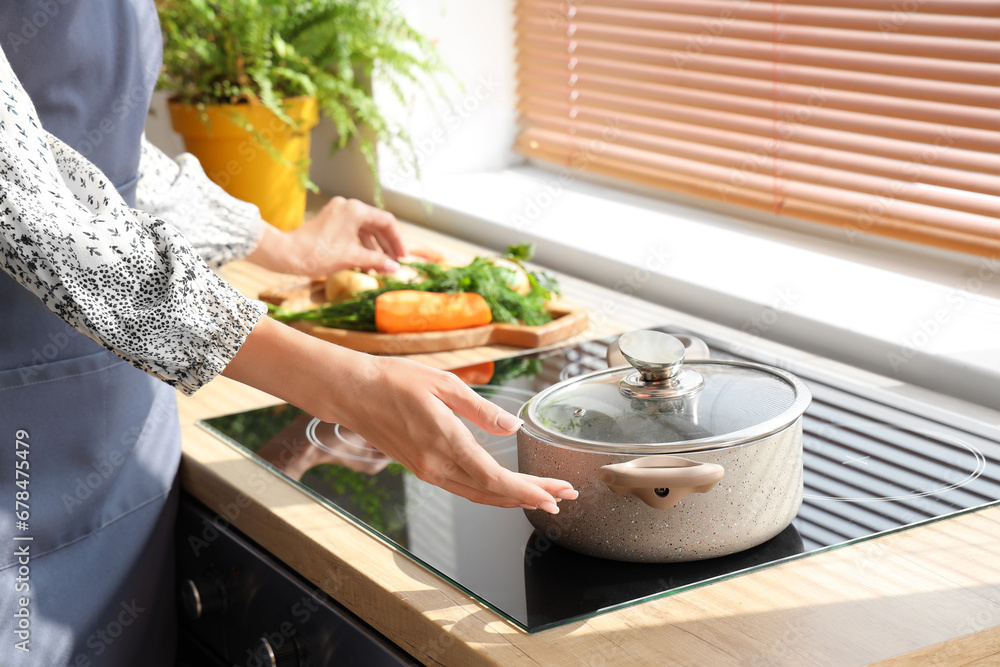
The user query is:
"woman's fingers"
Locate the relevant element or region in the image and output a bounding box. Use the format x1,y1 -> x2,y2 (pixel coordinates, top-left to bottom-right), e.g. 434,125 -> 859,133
286,197 -> 407,277
340,198 -> 406,257
443,465 -> 578,512
426,457 -> 571,511
336,356 -> 576,514
510,472 -> 580,501
429,415 -> 567,512
348,246 -> 399,274
430,476 -> 525,509
355,205 -> 406,258
433,374 -> 524,435
401,415 -> 577,512
369,226 -> 404,261
377,404 -> 566,512
359,230 -> 379,252
423,370 -> 578,509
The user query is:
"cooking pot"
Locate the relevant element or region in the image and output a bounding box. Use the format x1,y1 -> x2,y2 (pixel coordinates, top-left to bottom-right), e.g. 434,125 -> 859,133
517,330 -> 811,563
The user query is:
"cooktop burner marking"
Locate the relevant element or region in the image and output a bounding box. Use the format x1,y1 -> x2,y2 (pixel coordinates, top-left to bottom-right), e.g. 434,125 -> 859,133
305,418 -> 387,461
804,429 -> 987,503
841,454 -> 871,466
558,358 -> 606,381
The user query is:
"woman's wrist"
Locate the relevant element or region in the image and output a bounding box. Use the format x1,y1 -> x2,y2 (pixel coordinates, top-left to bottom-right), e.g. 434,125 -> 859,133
244,223 -> 300,275
221,315 -> 372,423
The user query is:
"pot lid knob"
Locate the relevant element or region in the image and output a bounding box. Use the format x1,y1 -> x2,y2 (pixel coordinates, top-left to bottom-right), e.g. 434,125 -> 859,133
618,330 -> 705,399
618,330 -> 686,382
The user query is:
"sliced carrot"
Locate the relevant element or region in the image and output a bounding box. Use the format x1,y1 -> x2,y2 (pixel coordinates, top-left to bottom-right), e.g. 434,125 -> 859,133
408,248 -> 446,264
449,361 -> 496,386
375,291 -> 493,334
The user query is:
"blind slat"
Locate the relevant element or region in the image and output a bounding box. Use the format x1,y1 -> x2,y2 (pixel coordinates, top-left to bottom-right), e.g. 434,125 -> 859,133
519,1 -> 1000,41
519,104 -> 999,199
519,123 -> 1000,218
516,21 -> 999,84
515,13 -> 1000,63
518,74 -> 1000,152
517,44 -> 1000,109
518,94 -> 1000,175
518,65 -> 998,131
561,0 -> 1000,19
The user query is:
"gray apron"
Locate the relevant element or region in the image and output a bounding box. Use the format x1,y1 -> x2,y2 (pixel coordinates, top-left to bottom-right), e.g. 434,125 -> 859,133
0,2 -> 180,665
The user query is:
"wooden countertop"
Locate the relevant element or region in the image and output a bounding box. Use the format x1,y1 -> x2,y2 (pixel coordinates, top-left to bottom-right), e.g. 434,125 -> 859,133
177,222 -> 1000,666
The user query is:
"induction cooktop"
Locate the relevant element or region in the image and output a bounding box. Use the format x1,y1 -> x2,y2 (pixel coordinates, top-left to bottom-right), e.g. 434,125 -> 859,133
200,327 -> 1000,632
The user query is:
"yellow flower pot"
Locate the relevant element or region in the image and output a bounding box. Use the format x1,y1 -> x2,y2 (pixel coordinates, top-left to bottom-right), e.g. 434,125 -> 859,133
168,97 -> 320,231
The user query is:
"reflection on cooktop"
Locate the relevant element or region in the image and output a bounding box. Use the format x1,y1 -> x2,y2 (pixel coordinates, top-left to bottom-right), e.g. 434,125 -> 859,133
201,327 -> 1000,632
522,523 -> 804,628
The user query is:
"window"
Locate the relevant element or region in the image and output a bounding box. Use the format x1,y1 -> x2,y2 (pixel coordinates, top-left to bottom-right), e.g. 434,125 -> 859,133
514,1 -> 1000,257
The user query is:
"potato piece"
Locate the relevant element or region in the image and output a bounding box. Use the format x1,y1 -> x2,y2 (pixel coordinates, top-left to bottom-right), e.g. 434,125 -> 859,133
325,269 -> 380,301
489,257 -> 531,295
382,262 -> 421,284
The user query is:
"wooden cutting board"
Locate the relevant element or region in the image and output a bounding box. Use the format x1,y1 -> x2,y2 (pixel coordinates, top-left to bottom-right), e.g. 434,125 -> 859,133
259,279 -> 590,355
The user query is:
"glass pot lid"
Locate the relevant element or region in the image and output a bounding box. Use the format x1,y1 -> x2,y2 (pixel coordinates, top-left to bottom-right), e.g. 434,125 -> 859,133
520,330 -> 811,454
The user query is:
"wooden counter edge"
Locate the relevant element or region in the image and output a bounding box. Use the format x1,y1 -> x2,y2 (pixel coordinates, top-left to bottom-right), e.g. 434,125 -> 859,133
872,626 -> 1000,667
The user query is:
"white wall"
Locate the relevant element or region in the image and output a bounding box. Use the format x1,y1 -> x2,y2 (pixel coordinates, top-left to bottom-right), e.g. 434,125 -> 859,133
375,0 -> 522,189
145,91 -> 185,156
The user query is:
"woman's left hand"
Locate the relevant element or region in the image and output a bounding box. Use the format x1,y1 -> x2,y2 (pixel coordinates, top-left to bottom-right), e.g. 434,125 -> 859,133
248,196 -> 407,277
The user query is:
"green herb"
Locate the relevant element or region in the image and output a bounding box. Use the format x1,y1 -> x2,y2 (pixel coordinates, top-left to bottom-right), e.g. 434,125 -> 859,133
504,243 -> 535,262
487,357 -> 544,385
269,245 -> 560,330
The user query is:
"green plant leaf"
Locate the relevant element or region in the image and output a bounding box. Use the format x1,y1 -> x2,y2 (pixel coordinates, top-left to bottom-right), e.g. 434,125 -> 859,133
156,0 -> 446,205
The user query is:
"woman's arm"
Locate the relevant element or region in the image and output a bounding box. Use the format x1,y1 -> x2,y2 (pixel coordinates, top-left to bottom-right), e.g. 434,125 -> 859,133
136,136 -> 405,276
1,74 -> 264,392
135,136 -> 267,269
223,317 -> 574,510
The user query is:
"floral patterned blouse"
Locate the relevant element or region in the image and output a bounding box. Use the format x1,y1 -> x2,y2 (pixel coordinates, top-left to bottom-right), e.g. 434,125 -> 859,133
0,46 -> 267,395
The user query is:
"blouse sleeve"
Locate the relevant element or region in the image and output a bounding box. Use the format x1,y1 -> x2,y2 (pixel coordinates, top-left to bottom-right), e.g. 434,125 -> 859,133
0,49 -> 266,395
135,136 -> 265,269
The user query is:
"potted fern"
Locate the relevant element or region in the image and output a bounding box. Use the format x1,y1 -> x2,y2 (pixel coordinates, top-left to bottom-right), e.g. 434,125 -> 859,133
156,0 -> 440,229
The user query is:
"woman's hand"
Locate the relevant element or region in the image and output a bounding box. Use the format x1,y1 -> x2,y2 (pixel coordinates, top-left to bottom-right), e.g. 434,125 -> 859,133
247,197 -> 406,277
332,354 -> 577,511
223,317 -> 577,512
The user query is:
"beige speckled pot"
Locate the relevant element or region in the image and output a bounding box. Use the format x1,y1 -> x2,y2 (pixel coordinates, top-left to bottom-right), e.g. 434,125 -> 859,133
516,331 -> 811,564
517,420 -> 803,563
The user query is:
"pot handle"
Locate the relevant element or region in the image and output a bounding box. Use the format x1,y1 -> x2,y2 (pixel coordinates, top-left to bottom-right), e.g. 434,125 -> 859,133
598,455 -> 725,510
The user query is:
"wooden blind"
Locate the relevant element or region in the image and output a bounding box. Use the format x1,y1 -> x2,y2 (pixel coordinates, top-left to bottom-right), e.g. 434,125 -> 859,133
514,0 -> 1000,256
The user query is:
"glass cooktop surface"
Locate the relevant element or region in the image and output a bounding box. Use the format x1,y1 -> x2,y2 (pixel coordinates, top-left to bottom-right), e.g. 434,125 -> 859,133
200,327 -> 1000,632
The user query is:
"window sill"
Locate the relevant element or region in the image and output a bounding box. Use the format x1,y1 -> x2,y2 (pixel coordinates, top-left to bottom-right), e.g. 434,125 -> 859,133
384,165 -> 1000,411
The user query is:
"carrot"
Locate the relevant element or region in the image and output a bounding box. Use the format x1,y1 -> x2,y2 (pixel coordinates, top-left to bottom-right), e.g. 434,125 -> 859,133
374,291 -> 493,334
449,361 -> 495,386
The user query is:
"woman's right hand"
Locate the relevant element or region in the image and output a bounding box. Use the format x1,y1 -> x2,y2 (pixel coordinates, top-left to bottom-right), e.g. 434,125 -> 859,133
223,316 -> 577,512
333,354 -> 577,511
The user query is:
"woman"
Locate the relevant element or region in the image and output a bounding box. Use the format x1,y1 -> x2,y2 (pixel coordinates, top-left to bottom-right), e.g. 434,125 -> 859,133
0,3 -> 574,665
